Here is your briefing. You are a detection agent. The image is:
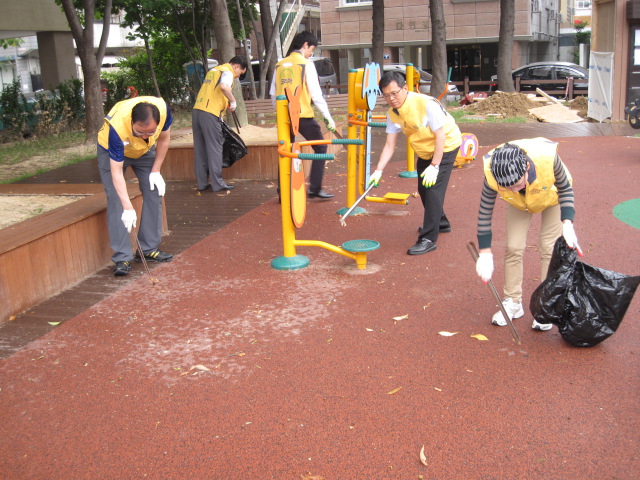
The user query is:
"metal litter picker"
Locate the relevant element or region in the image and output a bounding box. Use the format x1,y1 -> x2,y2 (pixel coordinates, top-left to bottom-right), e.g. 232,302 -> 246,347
339,182 -> 376,226
467,242 -> 521,344
134,233 -> 159,285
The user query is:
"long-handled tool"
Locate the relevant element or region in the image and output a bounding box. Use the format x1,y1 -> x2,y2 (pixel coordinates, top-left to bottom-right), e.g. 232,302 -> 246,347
467,242 -> 521,344
231,110 -> 241,134
339,182 -> 376,226
134,233 -> 159,285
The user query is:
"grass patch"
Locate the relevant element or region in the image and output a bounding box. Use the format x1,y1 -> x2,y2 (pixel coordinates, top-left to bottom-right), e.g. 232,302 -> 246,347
1,167 -> 51,185
0,132 -> 85,166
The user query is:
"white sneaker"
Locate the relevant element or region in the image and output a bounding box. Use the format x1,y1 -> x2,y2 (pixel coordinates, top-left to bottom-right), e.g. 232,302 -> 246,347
491,298 -> 524,326
532,319 -> 553,331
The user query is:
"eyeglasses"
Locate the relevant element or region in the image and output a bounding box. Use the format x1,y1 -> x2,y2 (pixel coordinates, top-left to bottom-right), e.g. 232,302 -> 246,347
132,124 -> 157,138
382,88 -> 404,100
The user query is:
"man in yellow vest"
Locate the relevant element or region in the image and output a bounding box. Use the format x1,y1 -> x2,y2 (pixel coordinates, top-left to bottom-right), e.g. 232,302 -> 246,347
269,31 -> 337,199
97,97 -> 173,276
192,56 -> 247,192
475,139 -> 582,330
369,70 -> 462,255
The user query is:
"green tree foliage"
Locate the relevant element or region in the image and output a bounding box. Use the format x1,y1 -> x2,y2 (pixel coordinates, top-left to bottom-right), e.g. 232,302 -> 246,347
101,33 -> 192,110
0,38 -> 24,49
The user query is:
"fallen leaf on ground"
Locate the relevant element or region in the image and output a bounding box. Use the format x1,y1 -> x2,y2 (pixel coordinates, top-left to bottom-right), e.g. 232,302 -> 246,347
189,364 -> 210,372
471,334 -> 489,341
438,331 -> 458,336
366,328 -> 374,332
387,386 -> 403,395
419,445 -> 428,466
434,387 -> 442,391
393,314 -> 408,321
48,321 -> 61,326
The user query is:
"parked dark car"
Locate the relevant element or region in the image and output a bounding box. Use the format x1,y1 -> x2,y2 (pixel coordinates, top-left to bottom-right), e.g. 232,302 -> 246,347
490,61 -> 589,93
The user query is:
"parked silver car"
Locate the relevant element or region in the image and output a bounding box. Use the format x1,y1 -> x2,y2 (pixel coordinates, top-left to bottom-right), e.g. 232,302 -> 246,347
382,64 -> 460,102
490,61 -> 589,92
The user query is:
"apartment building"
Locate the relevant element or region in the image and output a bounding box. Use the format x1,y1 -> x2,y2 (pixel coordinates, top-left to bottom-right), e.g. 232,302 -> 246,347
319,0 -> 563,84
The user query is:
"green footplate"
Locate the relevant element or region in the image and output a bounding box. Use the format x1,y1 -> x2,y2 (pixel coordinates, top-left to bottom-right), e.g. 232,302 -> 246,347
342,239 -> 380,252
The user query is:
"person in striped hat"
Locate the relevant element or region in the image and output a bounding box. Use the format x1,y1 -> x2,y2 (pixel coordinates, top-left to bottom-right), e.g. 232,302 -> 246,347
475,139 -> 582,330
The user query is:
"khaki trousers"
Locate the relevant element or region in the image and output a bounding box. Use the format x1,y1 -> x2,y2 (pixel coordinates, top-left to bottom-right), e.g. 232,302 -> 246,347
503,203 -> 562,303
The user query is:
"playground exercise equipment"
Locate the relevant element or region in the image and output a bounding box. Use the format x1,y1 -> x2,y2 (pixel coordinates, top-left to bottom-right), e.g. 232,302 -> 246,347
454,133 -> 479,168
337,64 -> 411,220
271,91 -> 379,271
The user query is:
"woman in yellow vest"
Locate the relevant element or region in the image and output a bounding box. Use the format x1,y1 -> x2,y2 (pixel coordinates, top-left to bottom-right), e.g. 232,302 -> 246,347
97,97 -> 173,276
370,70 -> 462,255
269,31 -> 337,199
475,139 -> 582,330
192,56 -> 247,192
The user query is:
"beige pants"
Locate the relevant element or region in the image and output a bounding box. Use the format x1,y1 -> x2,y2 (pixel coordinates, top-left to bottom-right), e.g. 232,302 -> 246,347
504,203 -> 562,303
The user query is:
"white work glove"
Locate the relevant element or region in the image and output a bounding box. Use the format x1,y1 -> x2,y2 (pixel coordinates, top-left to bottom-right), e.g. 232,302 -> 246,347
149,172 -> 166,196
324,117 -> 336,132
420,164 -> 439,188
476,252 -> 494,284
228,101 -> 237,112
121,209 -> 137,233
368,170 -> 383,187
562,221 -> 583,256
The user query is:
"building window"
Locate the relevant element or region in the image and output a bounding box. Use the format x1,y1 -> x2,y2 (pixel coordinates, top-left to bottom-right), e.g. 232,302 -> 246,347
342,0 -> 372,5
576,0 -> 591,9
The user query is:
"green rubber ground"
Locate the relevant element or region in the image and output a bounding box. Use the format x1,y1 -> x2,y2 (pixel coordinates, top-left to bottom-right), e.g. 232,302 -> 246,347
613,198 -> 640,230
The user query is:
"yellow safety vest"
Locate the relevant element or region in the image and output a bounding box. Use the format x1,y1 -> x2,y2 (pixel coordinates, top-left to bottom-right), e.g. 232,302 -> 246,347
275,52 -> 314,118
387,92 -> 462,159
484,138 -> 573,213
98,96 -> 167,159
193,63 -> 234,117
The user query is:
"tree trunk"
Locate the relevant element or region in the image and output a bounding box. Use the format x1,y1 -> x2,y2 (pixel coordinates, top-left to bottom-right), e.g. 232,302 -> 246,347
233,0 -> 256,100
429,0 -> 448,100
246,0 -> 264,98
210,0 -> 247,125
258,0 -> 287,99
59,0 -> 112,144
143,37 -> 162,98
371,0 -> 385,67
497,0 -> 516,92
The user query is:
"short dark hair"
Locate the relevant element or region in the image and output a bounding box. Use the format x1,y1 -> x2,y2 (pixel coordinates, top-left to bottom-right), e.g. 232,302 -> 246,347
379,71 -> 406,90
229,55 -> 248,70
131,102 -> 160,125
290,31 -> 318,51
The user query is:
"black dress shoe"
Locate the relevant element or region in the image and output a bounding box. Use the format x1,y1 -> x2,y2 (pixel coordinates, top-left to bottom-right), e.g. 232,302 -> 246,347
214,184 -> 235,192
407,238 -> 437,255
308,189 -> 334,200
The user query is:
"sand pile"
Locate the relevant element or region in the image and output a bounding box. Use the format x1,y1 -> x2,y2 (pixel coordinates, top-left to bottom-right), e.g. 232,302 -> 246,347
469,92 -> 541,118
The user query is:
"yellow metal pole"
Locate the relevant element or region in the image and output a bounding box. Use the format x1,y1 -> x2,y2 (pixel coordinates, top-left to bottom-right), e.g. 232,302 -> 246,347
346,69 -> 359,207
404,63 -> 416,175
276,96 -> 296,258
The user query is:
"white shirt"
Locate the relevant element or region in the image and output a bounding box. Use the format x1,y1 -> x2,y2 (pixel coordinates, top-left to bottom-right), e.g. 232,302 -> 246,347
220,70 -> 234,87
269,55 -> 333,121
386,97 -> 447,134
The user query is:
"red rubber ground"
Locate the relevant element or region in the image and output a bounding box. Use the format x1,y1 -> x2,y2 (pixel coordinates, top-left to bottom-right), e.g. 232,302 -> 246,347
1,135 -> 638,479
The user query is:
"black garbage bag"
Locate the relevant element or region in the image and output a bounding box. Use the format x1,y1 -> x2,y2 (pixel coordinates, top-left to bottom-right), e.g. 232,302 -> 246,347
530,237 -> 640,347
221,120 -> 248,168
